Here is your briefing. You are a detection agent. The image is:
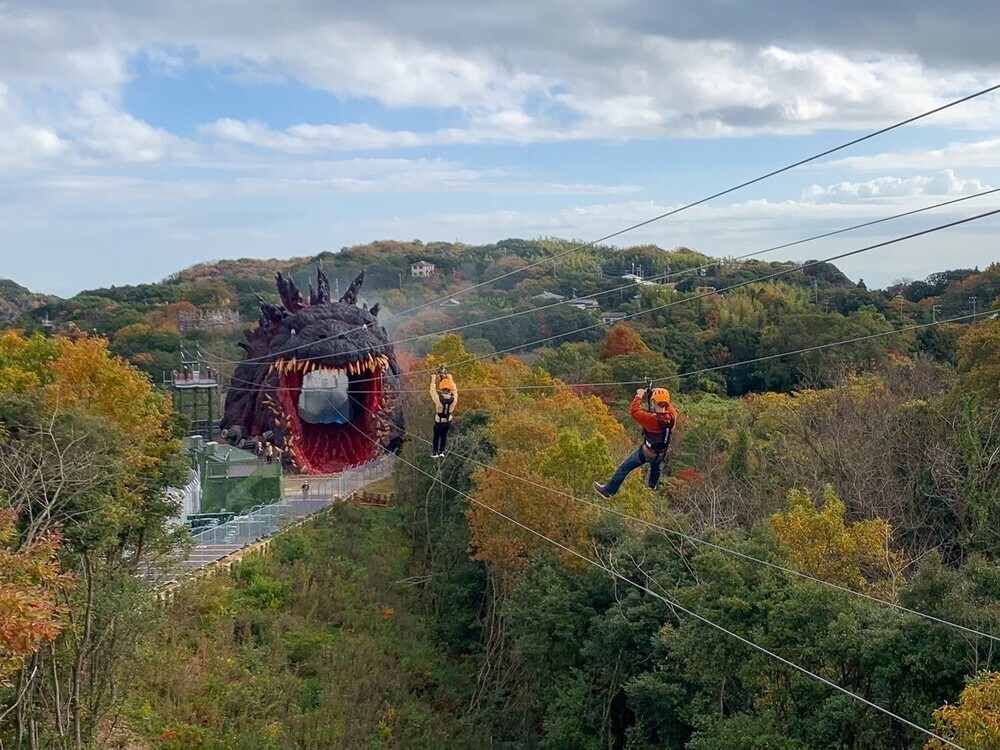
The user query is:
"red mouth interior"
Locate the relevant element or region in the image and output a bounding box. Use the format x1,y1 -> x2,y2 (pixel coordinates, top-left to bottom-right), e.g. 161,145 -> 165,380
277,367 -> 384,474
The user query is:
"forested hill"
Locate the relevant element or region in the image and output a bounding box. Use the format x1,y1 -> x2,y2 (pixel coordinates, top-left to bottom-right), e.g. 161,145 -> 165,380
0,277 -> 50,326
5,238 -> 997,394
3,238 -> 999,749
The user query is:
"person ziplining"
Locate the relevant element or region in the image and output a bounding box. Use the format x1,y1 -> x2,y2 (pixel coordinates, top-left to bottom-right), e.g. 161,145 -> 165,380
594,378 -> 676,498
430,365 -> 458,459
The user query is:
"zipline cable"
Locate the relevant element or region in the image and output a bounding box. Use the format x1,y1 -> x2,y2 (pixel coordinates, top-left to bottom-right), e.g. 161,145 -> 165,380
215,307 -> 995,398
196,84 -> 1000,367
343,340 -> 999,645
206,205 -> 1000,387
198,187 -> 1000,369
347,424 -> 969,750
397,207 -> 1000,380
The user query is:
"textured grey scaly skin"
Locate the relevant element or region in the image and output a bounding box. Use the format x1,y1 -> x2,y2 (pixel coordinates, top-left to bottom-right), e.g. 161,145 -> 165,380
221,269 -> 403,473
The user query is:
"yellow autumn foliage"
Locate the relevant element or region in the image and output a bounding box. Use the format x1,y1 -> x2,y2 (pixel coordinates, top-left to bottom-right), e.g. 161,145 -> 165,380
925,671 -> 1000,750
770,485 -> 903,597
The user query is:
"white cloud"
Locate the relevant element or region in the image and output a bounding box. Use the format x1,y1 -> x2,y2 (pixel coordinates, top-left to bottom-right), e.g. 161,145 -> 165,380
201,118 -> 426,153
802,170 -> 993,203
0,2 -> 996,172
0,5 -> 132,88
16,156 -> 636,209
196,22 -> 555,113
823,138 -> 1000,171
69,92 -> 189,163
0,124 -> 67,168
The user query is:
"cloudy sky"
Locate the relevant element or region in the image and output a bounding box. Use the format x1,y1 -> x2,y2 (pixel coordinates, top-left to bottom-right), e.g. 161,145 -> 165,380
1,1 -> 999,296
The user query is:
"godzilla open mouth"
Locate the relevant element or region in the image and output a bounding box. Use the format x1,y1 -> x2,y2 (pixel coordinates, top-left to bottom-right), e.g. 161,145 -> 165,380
265,354 -> 390,474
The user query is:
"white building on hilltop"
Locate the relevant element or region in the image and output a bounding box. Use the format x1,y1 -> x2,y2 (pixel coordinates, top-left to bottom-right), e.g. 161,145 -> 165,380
410,261 -> 436,278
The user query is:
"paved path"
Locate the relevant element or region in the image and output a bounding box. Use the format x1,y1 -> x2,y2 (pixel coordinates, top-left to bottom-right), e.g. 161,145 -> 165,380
151,457 -> 394,586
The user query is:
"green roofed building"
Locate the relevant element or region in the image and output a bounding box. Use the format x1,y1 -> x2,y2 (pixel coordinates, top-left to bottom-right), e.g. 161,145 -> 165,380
184,436 -> 282,514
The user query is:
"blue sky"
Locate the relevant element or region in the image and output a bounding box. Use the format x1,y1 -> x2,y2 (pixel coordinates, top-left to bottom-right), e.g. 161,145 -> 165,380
1,1 -> 999,296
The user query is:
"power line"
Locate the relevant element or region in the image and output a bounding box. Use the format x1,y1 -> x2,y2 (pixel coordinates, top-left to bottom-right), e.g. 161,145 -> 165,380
380,82 -> 1000,324
215,308 -> 996,396
349,426 -> 968,750
197,84 -> 1000,368
396,208 -> 1000,380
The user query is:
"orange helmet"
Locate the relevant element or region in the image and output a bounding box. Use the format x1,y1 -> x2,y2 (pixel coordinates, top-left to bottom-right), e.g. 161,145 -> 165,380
650,387 -> 671,406
439,375 -> 456,393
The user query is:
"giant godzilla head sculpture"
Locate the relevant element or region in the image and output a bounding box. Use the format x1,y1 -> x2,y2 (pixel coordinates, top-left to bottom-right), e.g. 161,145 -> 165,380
222,269 -> 403,474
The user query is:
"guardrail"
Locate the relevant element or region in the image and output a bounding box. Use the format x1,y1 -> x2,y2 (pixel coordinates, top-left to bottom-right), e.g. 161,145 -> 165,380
148,457 -> 395,596
190,457 -> 394,547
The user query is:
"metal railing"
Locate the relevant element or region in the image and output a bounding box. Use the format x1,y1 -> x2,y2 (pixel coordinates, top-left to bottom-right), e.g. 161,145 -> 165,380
188,456 -> 395,548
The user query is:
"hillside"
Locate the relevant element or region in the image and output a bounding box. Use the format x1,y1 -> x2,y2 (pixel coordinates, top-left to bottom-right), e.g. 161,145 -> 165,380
0,277 -> 48,326
2,239 -> 999,749
6,238 -> 995,399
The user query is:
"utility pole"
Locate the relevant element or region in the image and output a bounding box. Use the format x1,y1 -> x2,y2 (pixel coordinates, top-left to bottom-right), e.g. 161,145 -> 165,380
932,304 -> 941,323
811,279 -> 819,304
970,295 -> 978,316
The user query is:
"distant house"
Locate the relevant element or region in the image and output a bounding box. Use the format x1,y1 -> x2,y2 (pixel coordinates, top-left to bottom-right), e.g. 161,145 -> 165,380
533,291 -> 566,301
410,261 -> 436,278
439,298 -> 461,307
601,311 -> 628,325
568,298 -> 600,311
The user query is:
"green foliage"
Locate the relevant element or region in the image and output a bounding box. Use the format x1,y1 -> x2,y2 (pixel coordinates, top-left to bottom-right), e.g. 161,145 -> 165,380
132,505 -> 486,749
5,244 -> 1000,750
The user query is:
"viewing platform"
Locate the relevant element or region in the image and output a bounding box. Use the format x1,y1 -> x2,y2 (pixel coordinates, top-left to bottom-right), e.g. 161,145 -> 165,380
168,368 -> 219,388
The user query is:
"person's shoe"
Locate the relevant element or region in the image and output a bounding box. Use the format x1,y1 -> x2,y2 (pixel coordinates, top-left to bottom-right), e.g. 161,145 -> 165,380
593,481 -> 610,499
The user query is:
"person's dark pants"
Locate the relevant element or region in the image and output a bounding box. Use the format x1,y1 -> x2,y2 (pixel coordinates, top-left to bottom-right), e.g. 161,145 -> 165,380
603,446 -> 665,495
433,422 -> 450,454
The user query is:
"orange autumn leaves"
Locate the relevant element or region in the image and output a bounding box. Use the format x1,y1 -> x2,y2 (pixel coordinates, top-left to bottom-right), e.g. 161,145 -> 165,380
0,330 -> 179,678
420,335 -> 636,575
925,671 -> 1000,750
0,510 -> 74,682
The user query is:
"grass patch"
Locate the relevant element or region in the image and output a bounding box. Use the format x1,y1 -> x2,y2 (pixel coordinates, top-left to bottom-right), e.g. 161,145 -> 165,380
129,503 -> 483,749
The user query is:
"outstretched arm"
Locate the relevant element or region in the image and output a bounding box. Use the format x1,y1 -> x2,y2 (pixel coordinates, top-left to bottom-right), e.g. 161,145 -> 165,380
429,376 -> 442,408
629,392 -> 664,432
